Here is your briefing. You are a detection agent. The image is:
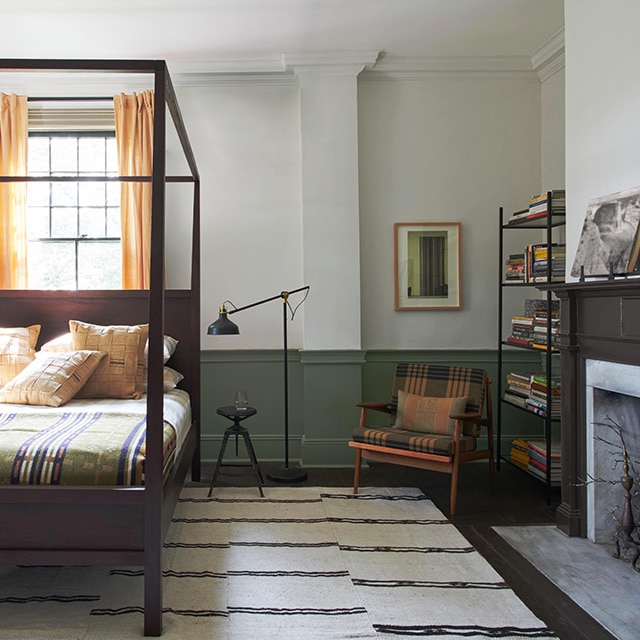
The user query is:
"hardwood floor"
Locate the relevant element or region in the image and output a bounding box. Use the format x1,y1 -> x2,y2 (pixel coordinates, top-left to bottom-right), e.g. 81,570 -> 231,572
197,458 -> 618,640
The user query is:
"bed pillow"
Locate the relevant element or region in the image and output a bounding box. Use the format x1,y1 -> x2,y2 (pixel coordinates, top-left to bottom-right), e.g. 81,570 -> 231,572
0,325 -> 41,385
393,389 -> 468,436
144,335 -> 179,365
47,333 -> 178,365
143,366 -> 184,393
0,350 -> 105,407
69,320 -> 148,399
40,333 -> 74,353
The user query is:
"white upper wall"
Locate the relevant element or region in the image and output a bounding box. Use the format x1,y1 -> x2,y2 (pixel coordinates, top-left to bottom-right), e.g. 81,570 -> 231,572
565,0 -> 640,279
358,72 -> 542,349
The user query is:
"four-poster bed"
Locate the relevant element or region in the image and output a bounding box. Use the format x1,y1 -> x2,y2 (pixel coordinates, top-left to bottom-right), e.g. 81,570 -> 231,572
0,59 -> 201,636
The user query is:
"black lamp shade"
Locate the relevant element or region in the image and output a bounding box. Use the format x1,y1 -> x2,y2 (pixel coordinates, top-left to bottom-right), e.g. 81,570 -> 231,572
208,312 -> 239,335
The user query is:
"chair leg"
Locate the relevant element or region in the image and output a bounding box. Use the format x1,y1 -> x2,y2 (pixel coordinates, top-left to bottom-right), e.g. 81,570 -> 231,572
353,448 -> 362,495
450,463 -> 460,517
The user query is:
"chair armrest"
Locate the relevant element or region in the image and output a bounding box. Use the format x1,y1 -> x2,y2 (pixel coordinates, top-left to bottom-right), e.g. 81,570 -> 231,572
356,401 -> 392,413
449,411 -> 481,421
357,402 -> 392,428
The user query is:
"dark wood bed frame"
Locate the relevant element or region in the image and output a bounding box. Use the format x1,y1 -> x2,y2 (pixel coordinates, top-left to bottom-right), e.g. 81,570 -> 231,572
0,59 -> 201,636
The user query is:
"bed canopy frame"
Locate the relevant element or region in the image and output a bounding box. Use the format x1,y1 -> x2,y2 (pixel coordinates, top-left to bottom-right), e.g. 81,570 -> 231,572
0,59 -> 201,636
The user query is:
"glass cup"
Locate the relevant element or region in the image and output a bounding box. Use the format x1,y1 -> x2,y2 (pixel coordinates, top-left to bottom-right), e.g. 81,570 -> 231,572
234,390 -> 248,411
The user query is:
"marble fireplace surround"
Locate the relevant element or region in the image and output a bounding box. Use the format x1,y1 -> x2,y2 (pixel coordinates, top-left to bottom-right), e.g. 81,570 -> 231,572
540,279 -> 640,537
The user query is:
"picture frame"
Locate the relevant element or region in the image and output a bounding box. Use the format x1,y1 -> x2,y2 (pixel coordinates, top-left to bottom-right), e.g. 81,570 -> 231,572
394,222 -> 461,310
570,184 -> 640,278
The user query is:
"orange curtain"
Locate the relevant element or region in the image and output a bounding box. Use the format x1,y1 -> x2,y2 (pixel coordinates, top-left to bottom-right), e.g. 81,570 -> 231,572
114,90 -> 154,290
0,93 -> 28,289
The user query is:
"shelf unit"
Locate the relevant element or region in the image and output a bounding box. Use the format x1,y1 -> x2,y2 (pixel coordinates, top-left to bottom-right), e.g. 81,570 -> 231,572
497,193 -> 565,504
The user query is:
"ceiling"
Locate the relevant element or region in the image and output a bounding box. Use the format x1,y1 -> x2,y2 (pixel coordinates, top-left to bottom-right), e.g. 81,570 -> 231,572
1,0 -> 564,66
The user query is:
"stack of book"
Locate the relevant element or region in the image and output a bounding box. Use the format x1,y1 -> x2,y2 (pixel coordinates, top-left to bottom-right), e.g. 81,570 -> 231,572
525,374 -> 561,418
503,371 -> 561,419
510,438 -> 530,471
504,252 -> 525,282
507,315 -> 534,347
507,189 -> 566,223
525,243 -> 566,283
527,439 -> 561,485
532,307 -> 560,350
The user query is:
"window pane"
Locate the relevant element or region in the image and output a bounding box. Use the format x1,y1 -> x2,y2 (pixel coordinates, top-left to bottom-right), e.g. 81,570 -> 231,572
78,242 -> 121,289
27,181 -> 50,207
28,241 -> 76,289
28,138 -> 50,175
79,138 -> 105,173
106,181 -> 120,206
50,138 -> 77,174
79,207 -> 106,237
27,207 -> 50,239
51,207 -> 77,237
79,181 -> 106,206
106,207 -> 120,237
51,181 -> 77,206
106,138 -> 118,173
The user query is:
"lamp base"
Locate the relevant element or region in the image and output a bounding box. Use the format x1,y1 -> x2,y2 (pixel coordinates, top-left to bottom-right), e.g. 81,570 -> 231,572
266,465 -> 308,483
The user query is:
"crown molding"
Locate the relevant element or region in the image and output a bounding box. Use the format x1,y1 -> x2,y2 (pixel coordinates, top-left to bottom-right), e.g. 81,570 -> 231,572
531,28 -> 565,82
362,54 -> 538,81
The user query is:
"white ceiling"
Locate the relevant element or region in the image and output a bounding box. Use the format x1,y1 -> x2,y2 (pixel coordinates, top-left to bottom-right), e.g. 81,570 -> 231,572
1,0 -> 564,65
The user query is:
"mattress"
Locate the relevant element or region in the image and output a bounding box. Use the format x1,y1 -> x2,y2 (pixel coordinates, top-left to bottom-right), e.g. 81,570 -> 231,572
0,389 -> 191,486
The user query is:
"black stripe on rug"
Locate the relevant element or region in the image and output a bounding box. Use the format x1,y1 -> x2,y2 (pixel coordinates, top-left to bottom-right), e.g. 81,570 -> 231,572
164,542 -> 229,549
372,623 -> 557,637
329,517 -> 450,525
352,578 -> 509,589
340,544 -> 475,553
0,595 -> 100,604
321,493 -> 429,501
109,569 -> 226,579
180,497 -> 322,504
228,570 -> 350,578
230,541 -> 338,548
90,606 -> 228,618
228,606 -> 368,616
172,516 -> 329,524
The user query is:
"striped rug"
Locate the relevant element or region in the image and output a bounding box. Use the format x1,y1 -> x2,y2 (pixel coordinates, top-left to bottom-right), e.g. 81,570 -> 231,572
0,487 -> 557,639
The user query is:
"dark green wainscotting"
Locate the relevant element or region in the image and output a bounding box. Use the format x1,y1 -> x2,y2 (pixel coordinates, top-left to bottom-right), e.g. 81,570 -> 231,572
200,348 -> 546,468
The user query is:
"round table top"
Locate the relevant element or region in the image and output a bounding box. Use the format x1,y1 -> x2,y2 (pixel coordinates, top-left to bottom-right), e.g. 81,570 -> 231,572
217,405 -> 257,420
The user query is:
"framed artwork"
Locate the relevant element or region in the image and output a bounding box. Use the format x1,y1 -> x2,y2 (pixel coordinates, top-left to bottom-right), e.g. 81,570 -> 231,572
394,222 -> 461,310
571,185 -> 640,278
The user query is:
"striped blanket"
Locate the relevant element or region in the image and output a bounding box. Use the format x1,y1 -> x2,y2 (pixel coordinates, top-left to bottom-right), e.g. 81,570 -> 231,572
0,390 -> 191,486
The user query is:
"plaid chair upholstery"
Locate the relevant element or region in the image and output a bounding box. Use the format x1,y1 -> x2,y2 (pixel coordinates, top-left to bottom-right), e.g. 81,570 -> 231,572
349,363 -> 494,516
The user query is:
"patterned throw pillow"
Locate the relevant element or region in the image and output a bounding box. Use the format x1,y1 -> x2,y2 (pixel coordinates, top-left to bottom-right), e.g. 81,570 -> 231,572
69,321 -> 148,399
0,350 -> 105,407
0,325 -> 41,385
394,389 -> 468,435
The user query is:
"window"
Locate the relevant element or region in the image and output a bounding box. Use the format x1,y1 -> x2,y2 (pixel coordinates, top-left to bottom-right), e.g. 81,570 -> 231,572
27,132 -> 121,289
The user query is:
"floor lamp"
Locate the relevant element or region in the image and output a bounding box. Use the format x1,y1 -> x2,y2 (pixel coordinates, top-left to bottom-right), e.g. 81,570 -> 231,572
207,285 -> 310,482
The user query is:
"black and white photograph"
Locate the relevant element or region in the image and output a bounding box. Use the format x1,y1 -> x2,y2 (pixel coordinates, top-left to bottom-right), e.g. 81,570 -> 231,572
570,184 -> 640,277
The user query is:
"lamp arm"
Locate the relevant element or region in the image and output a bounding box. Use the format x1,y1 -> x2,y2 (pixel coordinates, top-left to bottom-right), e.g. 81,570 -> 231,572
226,285 -> 310,315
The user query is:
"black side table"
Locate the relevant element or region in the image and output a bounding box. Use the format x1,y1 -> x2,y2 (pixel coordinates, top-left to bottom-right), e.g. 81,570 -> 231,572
208,405 -> 264,497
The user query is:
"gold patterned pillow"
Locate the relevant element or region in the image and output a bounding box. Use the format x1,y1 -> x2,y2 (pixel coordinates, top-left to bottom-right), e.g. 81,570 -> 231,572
0,350 -> 105,407
394,389 -> 468,436
0,325 -> 41,385
69,321 -> 148,399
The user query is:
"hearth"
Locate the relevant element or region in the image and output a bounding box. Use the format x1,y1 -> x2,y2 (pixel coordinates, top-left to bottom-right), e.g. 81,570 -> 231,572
539,279 -> 640,539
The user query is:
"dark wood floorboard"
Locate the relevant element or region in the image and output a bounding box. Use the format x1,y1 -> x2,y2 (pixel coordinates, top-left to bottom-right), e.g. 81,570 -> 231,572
193,459 -> 618,640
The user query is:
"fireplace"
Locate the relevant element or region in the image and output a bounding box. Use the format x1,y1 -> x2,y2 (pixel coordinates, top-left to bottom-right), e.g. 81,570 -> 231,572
540,279 -> 640,537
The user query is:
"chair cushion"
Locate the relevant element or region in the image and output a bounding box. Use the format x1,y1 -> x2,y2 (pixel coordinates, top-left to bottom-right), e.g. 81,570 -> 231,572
391,363 -> 486,437
352,425 -> 477,457
394,390 -> 468,435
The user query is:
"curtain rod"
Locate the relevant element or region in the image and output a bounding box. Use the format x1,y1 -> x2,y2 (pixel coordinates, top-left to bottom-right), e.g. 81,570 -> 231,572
28,96 -> 115,102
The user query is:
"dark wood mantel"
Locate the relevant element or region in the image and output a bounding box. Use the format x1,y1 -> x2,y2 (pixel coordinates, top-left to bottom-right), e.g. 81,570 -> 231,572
539,278 -> 640,536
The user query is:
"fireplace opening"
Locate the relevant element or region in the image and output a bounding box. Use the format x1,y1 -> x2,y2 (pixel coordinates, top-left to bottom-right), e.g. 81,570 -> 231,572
586,359 -> 640,546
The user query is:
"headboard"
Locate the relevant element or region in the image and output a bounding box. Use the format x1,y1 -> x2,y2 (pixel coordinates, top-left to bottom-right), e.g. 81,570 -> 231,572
0,289 -> 199,403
